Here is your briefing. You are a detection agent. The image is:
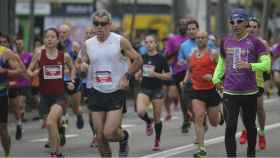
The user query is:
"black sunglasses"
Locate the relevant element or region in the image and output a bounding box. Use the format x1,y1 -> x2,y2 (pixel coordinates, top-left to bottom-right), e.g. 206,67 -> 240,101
93,21 -> 109,27
229,19 -> 244,25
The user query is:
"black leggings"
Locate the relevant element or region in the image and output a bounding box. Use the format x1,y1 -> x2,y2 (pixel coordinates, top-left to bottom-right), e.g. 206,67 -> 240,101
223,94 -> 257,157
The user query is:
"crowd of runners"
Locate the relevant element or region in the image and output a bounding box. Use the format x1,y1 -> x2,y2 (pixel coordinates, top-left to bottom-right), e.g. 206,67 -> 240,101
1,8 -> 280,158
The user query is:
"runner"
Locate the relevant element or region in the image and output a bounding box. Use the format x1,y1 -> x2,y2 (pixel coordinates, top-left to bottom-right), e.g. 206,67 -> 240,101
79,9 -> 143,157
177,19 -> 217,133
79,26 -> 97,147
136,35 -> 171,151
27,28 -> 76,158
12,37 -> 33,140
181,31 -> 223,157
58,24 -> 84,130
0,37 -> 25,157
239,17 -> 271,150
212,8 -> 270,157
163,17 -> 189,132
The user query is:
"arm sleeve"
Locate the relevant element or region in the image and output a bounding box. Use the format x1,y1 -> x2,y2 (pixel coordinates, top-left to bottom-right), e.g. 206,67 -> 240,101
212,55 -> 225,84
250,54 -> 271,72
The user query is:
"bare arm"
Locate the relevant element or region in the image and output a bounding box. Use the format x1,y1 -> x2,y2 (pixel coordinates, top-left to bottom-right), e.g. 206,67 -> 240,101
64,53 -> 76,81
77,43 -> 90,77
27,51 -> 41,78
121,37 -> 143,75
5,50 -> 25,77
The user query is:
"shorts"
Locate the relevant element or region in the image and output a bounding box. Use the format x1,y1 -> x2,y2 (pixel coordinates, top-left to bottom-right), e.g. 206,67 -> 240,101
64,78 -> 82,95
180,81 -> 193,107
39,95 -> 67,117
81,83 -> 88,97
8,87 -> 21,98
87,88 -> 126,112
140,88 -> 165,100
0,96 -> 8,124
257,87 -> 264,97
31,86 -> 39,95
191,88 -> 221,107
8,87 -> 31,98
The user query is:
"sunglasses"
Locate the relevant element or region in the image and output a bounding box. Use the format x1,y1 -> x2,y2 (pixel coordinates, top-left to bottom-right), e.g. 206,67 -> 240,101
93,21 -> 109,27
229,19 -> 244,25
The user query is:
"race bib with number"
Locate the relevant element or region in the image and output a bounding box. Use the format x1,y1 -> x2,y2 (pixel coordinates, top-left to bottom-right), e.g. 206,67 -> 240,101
95,71 -> 113,86
94,65 -> 113,87
43,65 -> 63,80
142,64 -> 155,77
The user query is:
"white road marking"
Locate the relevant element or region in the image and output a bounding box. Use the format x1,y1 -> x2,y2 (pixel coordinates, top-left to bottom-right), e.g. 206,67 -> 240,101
141,97 -> 280,158
29,124 -> 135,143
122,124 -> 135,128
141,122 -> 280,158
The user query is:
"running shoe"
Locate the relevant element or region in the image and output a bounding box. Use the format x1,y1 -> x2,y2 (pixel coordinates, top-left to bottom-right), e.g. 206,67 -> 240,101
193,148 -> 207,158
152,139 -> 160,151
76,114 -> 84,129
119,130 -> 130,157
15,124 -> 22,140
146,122 -> 153,136
48,152 -> 64,158
258,134 -> 267,150
239,130 -> 247,145
44,142 -> 50,148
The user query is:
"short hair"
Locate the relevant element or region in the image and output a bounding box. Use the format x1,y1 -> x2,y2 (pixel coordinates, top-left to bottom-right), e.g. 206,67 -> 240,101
249,17 -> 261,28
91,9 -> 112,23
186,19 -> 199,29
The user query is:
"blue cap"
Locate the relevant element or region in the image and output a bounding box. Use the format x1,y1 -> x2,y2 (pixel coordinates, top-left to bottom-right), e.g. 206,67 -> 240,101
230,8 -> 249,21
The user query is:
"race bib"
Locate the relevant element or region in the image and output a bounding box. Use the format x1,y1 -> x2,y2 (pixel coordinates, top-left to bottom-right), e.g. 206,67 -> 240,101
43,65 -> 63,80
143,64 -> 155,77
94,66 -> 113,86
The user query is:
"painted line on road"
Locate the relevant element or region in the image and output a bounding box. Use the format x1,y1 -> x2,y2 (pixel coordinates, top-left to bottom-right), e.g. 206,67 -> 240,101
122,124 -> 135,128
141,121 -> 280,157
29,124 -> 135,143
264,97 -> 278,104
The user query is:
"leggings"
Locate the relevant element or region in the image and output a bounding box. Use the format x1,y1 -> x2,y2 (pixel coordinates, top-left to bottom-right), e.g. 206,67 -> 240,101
223,94 -> 257,157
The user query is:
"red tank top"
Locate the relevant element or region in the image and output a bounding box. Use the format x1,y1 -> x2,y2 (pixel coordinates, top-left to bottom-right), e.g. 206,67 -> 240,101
39,49 -> 64,96
189,50 -> 215,90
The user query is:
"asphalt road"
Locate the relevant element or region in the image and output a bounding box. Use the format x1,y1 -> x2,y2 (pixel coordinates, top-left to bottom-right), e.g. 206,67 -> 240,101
1,96 -> 280,158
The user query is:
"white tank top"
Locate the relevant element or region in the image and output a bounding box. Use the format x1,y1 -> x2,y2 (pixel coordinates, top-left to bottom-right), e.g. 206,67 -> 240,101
85,32 -> 128,93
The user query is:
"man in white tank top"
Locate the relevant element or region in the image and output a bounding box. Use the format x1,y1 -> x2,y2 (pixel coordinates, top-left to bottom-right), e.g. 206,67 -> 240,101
78,10 -> 143,157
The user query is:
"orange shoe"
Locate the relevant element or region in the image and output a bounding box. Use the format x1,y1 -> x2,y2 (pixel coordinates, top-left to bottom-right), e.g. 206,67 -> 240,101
258,134 -> 266,150
239,130 -> 247,145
